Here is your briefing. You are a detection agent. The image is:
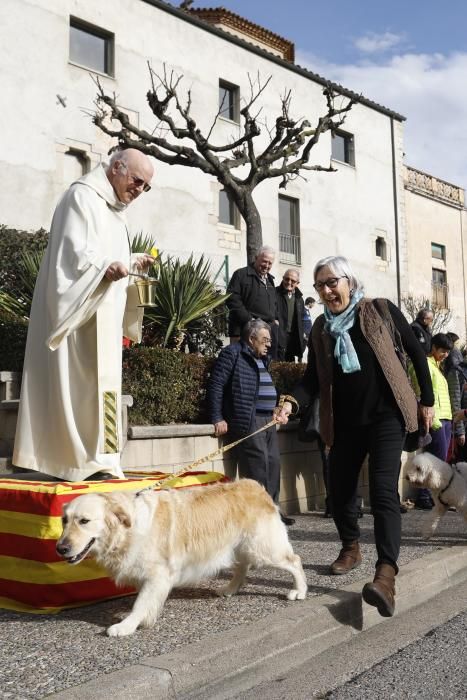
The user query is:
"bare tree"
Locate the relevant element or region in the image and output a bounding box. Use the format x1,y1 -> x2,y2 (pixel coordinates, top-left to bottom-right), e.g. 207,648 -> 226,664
93,65 -> 357,261
401,293 -> 453,334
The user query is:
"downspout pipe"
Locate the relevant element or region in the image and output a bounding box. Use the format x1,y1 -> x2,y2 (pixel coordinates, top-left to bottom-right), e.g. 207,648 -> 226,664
390,117 -> 402,307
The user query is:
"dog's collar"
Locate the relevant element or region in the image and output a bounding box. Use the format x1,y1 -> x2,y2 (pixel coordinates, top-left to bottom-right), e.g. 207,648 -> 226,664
438,464 -> 459,507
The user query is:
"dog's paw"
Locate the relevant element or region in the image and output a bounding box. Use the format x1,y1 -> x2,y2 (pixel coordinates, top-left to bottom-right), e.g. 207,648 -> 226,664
106,620 -> 137,637
287,588 -> 307,601
217,585 -> 237,598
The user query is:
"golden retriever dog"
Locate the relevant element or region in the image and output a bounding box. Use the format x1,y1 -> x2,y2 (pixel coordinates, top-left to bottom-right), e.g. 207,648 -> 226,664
56,479 -> 307,636
405,452 -> 467,538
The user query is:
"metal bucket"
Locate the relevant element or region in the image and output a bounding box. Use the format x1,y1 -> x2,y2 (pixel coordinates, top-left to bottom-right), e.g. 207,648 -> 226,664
135,278 -> 158,307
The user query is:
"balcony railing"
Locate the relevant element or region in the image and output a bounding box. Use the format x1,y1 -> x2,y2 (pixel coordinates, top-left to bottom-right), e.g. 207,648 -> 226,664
432,283 -> 449,309
279,233 -> 301,264
405,166 -> 465,207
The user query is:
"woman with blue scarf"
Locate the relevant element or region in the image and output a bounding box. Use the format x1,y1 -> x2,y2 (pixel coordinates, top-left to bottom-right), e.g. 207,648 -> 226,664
276,256 -> 434,618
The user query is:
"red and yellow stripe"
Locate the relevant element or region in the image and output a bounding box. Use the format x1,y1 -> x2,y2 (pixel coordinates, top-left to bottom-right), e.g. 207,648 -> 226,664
0,470 -> 228,613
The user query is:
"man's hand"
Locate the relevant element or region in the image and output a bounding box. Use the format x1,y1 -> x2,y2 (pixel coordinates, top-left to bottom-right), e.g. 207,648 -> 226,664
214,420 -> 228,436
456,434 -> 466,446
134,254 -> 155,272
418,404 -> 434,433
105,262 -> 129,281
453,409 -> 467,424
274,401 -> 292,425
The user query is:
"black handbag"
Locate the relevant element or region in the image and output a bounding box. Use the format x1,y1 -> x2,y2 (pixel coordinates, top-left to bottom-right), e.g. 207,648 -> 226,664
297,397 -> 320,442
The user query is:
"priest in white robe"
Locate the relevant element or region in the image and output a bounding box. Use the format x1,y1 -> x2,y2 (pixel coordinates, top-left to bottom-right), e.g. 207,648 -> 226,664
13,149 -> 154,481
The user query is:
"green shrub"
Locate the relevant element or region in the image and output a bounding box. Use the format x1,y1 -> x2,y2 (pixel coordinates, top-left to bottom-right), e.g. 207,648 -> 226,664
0,226 -> 48,296
0,320 -> 28,372
270,361 -> 306,396
122,346 -> 214,425
122,349 -> 306,426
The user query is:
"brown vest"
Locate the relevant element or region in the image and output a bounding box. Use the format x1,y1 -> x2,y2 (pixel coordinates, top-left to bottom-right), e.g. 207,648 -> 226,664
311,298 -> 418,446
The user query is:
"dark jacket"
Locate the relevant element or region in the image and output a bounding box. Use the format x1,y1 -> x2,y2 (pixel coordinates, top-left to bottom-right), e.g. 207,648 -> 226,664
207,341 -> 274,435
226,264 -> 277,337
410,320 -> 432,355
292,299 -> 434,446
276,284 -> 306,359
447,358 -> 467,438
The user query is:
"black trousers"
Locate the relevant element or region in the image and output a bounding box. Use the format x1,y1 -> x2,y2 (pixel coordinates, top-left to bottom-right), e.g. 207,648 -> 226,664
328,412 -> 405,571
236,415 -> 281,502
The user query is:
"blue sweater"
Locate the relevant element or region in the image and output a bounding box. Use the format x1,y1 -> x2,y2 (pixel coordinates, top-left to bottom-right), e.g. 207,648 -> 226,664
207,341 -> 276,435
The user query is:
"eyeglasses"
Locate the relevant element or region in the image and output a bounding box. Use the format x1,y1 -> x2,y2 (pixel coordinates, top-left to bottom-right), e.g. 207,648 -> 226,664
313,276 -> 347,292
283,277 -> 299,284
118,162 -> 152,193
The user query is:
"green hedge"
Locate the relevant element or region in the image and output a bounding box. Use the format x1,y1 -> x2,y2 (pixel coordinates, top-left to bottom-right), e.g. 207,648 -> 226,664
0,325 -> 307,423
0,226 -> 48,295
122,346 -> 214,425
0,320 -> 28,372
122,349 -> 306,425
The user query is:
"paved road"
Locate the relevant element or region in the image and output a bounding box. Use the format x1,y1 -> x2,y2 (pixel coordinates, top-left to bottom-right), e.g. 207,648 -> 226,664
327,612 -> 467,700
229,579 -> 467,700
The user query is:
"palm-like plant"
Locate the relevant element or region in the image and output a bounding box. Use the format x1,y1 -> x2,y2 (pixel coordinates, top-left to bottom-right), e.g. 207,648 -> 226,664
144,254 -> 229,349
0,250 -> 43,321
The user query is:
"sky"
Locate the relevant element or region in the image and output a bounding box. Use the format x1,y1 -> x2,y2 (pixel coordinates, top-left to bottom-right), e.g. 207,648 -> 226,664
169,0 -> 467,191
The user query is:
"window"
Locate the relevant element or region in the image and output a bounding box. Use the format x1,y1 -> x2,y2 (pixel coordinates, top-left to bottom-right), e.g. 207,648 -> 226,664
278,195 -> 301,264
331,130 -> 355,166
375,236 -> 387,261
69,17 -> 114,75
431,243 -> 445,261
432,268 -> 448,308
219,188 -> 238,227
219,80 -> 239,122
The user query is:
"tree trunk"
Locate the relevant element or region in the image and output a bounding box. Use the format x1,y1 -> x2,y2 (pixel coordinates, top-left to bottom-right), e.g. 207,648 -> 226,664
230,189 -> 263,264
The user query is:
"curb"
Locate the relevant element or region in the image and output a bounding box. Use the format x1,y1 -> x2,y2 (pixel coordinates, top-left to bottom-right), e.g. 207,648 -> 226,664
47,544 -> 467,699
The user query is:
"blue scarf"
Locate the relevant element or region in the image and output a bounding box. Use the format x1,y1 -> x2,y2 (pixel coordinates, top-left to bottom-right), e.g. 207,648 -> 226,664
324,290 -> 364,373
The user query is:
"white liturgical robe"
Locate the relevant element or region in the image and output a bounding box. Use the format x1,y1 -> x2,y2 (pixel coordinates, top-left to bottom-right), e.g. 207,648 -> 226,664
13,165 -> 144,480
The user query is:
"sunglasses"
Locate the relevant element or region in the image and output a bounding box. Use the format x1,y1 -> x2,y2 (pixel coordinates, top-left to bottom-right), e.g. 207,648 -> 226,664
119,162 -> 152,192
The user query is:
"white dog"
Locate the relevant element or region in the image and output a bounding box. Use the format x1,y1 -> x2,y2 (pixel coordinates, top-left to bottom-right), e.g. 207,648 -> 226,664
405,452 -> 467,537
56,479 -> 307,636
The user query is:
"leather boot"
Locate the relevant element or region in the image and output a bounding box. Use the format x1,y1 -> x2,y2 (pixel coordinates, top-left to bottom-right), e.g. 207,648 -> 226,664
362,563 -> 396,617
330,541 -> 362,575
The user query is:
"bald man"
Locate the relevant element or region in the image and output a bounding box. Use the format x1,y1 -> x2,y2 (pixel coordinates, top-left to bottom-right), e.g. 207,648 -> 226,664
13,149 -> 154,481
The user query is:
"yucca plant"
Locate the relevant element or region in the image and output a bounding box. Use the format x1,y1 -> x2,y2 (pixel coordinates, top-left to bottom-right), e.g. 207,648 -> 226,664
131,231 -> 157,254
0,250 -> 43,322
144,254 -> 229,349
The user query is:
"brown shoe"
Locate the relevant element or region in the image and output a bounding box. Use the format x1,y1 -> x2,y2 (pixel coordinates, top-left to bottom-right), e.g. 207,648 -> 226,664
362,563 -> 396,617
330,541 -> 362,575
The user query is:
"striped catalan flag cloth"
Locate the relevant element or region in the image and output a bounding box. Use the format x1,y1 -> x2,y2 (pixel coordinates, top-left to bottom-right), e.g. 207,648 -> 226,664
0,470 -> 229,614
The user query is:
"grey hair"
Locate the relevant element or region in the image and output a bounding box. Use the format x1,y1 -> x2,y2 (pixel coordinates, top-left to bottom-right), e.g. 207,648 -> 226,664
313,255 -> 364,295
241,318 -> 271,341
284,268 -> 300,281
255,245 -> 275,258
108,150 -> 129,167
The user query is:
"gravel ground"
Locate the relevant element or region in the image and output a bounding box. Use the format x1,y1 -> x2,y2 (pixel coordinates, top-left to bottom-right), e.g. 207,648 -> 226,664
1,509 -> 466,699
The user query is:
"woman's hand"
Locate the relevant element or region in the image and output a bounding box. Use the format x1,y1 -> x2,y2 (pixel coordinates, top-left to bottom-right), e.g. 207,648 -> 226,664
418,404 -> 434,432
274,402 -> 292,425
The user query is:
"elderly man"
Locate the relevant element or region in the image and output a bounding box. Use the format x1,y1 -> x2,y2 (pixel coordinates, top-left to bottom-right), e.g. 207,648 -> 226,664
207,319 -> 294,525
226,246 -> 278,358
411,309 -> 433,355
13,149 -> 154,481
276,268 -> 306,362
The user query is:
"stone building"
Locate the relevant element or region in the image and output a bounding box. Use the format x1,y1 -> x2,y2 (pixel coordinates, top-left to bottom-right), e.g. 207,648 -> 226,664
1,0 -> 408,301
404,165 -> 467,338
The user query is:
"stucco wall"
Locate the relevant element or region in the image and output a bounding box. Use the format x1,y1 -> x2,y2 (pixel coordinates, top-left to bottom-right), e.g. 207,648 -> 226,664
0,0 -> 405,301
